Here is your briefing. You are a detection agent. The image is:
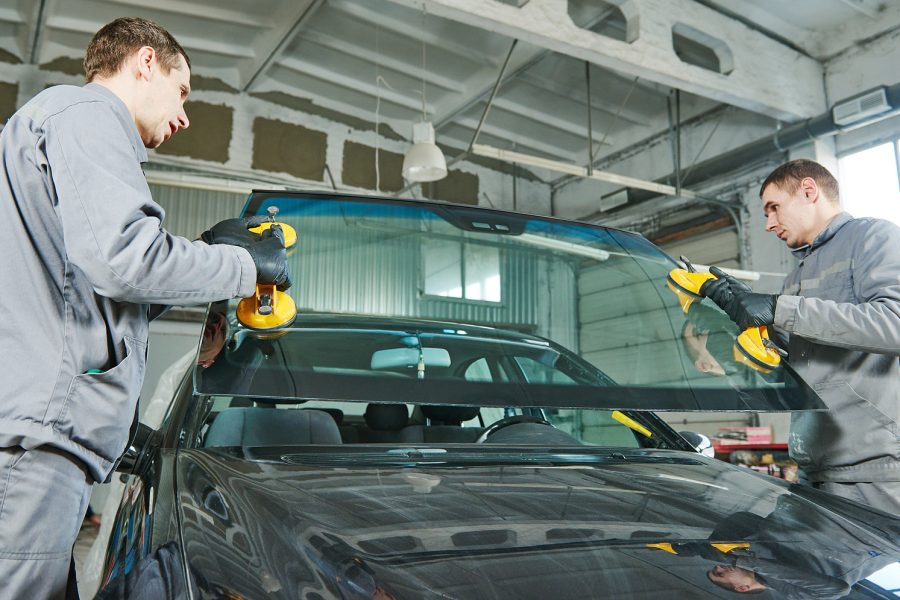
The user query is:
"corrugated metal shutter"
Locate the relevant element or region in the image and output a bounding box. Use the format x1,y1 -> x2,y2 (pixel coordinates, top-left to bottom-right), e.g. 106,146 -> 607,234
149,184 -> 247,239
660,228 -> 739,269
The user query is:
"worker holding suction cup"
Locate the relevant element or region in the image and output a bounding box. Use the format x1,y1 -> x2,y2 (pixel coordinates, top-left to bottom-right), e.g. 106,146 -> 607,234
201,207 -> 297,332
666,259 -> 782,374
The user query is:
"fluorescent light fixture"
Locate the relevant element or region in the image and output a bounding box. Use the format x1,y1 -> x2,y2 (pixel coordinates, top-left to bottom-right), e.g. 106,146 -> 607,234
402,121 -> 447,183
516,233 -> 610,261
472,143 -> 698,199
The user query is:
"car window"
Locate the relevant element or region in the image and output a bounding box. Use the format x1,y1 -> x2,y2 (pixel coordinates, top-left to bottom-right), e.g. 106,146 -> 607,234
514,356 -> 576,384
464,358 -> 493,382
193,194 -> 825,414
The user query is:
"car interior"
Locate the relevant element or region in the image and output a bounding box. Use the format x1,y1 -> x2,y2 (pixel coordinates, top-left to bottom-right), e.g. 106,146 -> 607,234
198,398 -> 645,449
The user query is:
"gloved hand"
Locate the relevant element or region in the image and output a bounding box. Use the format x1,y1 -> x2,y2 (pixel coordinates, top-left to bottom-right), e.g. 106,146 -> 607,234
699,266 -> 777,330
671,542 -> 736,563
200,217 -> 266,248
245,226 -> 291,290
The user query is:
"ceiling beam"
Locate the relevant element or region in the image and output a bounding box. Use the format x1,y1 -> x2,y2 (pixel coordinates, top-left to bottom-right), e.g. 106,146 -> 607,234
296,29 -> 466,94
330,0 -> 499,69
242,0 -> 325,92
491,97 -> 615,144
106,0 -> 270,28
837,0 -> 881,19
459,121 -> 583,161
276,55 -> 428,112
514,72 -> 649,125
383,0 -> 826,121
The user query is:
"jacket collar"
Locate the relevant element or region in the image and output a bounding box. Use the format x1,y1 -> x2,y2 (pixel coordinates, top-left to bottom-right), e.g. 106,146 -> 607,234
83,82 -> 149,164
790,212 -> 853,259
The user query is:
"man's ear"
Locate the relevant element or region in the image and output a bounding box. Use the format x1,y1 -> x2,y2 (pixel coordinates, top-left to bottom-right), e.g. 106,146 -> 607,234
799,176 -> 819,203
136,46 -> 156,81
735,583 -> 751,593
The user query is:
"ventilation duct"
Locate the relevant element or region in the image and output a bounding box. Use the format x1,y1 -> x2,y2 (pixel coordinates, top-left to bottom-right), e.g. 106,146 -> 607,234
595,81 -> 900,214
832,87 -> 891,128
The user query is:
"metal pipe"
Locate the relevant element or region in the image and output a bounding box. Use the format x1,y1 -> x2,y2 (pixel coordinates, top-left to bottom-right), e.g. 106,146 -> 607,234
466,39 -> 519,154
675,90 -> 682,193
243,0 -> 326,92
666,90 -> 683,195
28,0 -> 49,64
586,61 -> 594,176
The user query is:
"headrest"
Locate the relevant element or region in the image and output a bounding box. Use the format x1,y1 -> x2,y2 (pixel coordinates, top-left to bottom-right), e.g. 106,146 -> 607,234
422,405 -> 479,425
364,403 -> 409,430
311,408 -> 344,426
204,408 -> 341,447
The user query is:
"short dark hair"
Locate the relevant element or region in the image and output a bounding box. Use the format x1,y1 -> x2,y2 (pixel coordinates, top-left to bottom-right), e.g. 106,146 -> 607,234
83,17 -> 190,82
759,159 -> 840,204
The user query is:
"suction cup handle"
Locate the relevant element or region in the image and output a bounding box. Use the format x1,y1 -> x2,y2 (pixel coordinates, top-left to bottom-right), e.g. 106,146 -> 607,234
258,293 -> 273,315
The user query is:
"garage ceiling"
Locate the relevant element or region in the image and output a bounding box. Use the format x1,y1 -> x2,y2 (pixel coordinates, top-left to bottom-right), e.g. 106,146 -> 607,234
0,0 -> 897,194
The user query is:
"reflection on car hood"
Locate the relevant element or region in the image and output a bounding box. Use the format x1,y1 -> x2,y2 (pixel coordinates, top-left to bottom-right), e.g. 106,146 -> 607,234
176,448 -> 899,599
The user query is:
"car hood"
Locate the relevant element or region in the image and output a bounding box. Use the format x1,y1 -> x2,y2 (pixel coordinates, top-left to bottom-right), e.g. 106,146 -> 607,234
175,447 -> 899,599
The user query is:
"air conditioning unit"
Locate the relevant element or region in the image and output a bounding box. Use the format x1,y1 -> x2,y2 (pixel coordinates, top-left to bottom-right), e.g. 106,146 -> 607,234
832,87 -> 891,127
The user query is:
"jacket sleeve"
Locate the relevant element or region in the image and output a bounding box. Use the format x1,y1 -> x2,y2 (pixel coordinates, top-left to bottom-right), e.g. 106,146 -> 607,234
734,555 -> 850,599
45,100 -> 257,304
774,220 -> 900,355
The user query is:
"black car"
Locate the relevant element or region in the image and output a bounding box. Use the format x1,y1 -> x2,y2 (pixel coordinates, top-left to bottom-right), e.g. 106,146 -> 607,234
97,192 -> 899,599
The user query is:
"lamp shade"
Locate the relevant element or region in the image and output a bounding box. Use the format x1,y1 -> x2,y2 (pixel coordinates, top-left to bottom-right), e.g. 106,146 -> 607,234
402,121 -> 447,183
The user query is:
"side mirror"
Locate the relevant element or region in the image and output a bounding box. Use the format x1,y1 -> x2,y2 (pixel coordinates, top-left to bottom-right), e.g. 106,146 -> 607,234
679,431 -> 716,458
115,422 -> 157,475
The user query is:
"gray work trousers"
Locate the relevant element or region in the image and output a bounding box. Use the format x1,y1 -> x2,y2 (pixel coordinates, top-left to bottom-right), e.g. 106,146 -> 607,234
0,445 -> 92,600
815,480 -> 900,517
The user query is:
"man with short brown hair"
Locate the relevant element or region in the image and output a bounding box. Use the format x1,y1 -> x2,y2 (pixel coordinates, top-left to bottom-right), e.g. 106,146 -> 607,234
0,17 -> 288,597
701,159 -> 900,515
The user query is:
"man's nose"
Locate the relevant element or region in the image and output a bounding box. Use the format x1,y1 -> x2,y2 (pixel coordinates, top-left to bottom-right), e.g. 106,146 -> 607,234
765,213 -> 777,232
178,108 -> 189,130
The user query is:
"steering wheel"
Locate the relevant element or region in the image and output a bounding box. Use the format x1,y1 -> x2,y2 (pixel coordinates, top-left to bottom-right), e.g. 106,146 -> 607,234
475,415 -> 553,443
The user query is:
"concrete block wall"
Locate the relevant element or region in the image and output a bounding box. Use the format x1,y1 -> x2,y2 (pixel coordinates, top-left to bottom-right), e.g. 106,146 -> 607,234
0,59 -> 554,214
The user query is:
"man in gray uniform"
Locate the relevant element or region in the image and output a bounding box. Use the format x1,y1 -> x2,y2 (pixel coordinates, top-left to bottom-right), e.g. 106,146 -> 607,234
0,17 -> 289,598
701,159 -> 900,515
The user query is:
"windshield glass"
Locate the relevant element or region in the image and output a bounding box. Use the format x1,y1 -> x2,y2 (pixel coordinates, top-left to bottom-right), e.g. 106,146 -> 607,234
194,192 -> 822,412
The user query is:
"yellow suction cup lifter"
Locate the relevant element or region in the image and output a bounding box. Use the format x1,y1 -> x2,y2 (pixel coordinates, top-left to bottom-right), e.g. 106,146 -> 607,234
667,259 -> 781,374
733,326 -> 780,373
665,269 -> 716,313
249,221 -> 298,252
646,542 -> 751,555
236,213 -> 298,332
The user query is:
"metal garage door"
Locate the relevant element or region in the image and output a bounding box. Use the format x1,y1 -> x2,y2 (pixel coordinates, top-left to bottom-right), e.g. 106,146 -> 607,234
660,227 -> 740,270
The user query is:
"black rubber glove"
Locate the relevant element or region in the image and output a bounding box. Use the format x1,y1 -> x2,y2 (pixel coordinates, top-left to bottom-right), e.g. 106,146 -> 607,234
699,266 -> 777,330
671,542 -> 736,563
245,226 -> 291,290
200,217 -> 266,247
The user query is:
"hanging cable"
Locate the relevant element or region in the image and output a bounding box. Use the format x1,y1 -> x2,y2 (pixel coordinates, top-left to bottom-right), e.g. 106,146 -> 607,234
585,61 -> 594,176
375,23 -> 382,192
680,108 -> 728,185
594,75 -> 639,151
421,7 -> 428,121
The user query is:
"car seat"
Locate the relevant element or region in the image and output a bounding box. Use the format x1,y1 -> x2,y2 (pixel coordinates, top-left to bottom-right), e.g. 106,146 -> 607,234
204,407 -> 342,447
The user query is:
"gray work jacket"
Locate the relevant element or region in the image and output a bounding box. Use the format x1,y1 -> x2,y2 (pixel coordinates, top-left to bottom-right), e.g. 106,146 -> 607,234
774,212 -> 900,482
0,83 -> 256,481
